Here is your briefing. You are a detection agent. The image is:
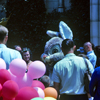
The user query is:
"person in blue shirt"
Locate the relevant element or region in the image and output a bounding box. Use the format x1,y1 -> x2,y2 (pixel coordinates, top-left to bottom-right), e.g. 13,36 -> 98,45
83,42 -> 97,68
0,25 -> 22,69
89,67 -> 100,100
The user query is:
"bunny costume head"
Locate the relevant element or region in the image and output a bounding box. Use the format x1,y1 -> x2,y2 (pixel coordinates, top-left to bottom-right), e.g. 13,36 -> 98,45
41,21 -> 73,71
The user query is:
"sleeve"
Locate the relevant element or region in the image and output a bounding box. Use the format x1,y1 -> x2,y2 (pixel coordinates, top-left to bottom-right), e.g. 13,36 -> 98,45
52,64 -> 60,83
50,52 -> 64,62
89,69 -> 98,96
87,54 -> 97,68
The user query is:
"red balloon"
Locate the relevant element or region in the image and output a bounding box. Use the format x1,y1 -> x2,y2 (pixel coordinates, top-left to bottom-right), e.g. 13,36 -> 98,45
0,97 -> 3,100
3,97 -> 15,100
31,80 -> 45,90
15,87 -> 39,100
2,80 -> 19,99
0,69 -> 11,85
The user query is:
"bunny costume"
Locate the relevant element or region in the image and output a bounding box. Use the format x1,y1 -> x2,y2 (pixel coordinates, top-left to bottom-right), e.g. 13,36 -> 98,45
41,21 -> 73,86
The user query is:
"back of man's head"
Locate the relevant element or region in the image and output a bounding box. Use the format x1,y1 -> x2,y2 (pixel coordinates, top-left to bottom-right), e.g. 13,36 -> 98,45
0,25 -> 8,42
40,75 -> 50,88
62,39 -> 75,52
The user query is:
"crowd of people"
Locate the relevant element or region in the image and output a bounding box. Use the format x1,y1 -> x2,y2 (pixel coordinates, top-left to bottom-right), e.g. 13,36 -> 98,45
0,25 -> 100,100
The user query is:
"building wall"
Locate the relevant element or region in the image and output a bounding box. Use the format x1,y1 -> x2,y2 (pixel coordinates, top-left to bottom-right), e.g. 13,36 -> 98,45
44,0 -> 71,13
90,0 -> 100,46
1,0 -> 100,46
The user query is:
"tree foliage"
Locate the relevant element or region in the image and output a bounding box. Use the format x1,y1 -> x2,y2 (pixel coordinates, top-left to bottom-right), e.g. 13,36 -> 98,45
6,0 -> 90,60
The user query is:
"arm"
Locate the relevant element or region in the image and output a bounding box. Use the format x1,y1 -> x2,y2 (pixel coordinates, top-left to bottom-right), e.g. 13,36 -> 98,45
54,82 -> 60,100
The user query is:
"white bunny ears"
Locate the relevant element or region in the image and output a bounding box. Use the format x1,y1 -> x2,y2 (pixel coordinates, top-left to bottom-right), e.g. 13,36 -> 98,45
46,21 -> 73,40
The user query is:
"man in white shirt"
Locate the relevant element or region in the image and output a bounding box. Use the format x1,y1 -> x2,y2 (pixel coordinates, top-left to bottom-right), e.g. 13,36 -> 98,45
52,39 -> 94,100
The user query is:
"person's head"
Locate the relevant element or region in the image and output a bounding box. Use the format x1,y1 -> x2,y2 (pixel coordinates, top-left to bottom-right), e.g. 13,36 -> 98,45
94,45 -> 100,57
0,25 -> 8,44
61,39 -> 76,55
40,75 -> 50,88
22,47 -> 32,63
14,45 -> 22,52
83,42 -> 92,53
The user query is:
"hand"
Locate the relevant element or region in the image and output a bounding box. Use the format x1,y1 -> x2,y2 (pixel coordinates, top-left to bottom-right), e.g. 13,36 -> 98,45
45,56 -> 50,63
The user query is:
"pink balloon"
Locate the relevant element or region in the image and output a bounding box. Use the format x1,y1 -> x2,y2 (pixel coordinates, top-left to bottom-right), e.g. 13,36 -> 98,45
9,59 -> 27,77
2,80 -> 19,99
0,69 -> 11,85
31,80 -> 45,90
15,87 -> 39,100
16,73 -> 33,89
34,87 -> 45,99
8,69 -> 17,82
0,58 -> 6,69
27,60 -> 46,79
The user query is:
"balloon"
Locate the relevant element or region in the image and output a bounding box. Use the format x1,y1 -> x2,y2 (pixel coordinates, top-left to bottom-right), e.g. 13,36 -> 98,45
2,80 -> 19,99
8,69 -> 17,82
0,58 -> 6,69
16,73 -> 33,89
31,80 -> 45,90
3,97 -> 15,100
0,69 -> 11,85
34,87 -> 45,99
44,97 -> 56,100
15,87 -> 39,100
0,97 -> 3,100
9,59 -> 27,77
27,60 -> 46,79
31,97 -> 44,100
44,87 -> 58,99
0,84 -> 2,96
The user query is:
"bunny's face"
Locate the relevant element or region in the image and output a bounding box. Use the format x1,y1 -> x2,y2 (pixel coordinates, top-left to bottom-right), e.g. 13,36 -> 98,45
44,37 -> 63,54
41,37 -> 64,68
49,44 -> 61,55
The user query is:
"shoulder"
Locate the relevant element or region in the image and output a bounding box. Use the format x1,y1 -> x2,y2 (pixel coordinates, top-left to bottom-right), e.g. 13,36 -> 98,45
94,67 -> 100,72
92,67 -> 100,77
7,48 -> 22,57
8,48 -> 20,53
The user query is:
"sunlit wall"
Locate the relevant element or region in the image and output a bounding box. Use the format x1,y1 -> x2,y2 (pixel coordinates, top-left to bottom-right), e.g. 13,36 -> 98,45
44,0 -> 71,13
90,0 -> 100,46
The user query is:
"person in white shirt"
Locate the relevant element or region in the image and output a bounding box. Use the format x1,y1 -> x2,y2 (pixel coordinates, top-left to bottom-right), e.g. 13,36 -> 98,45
52,39 -> 94,100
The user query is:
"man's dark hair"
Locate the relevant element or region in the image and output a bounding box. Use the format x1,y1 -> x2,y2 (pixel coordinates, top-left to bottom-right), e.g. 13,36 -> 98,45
95,45 -> 100,57
62,39 -> 75,51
